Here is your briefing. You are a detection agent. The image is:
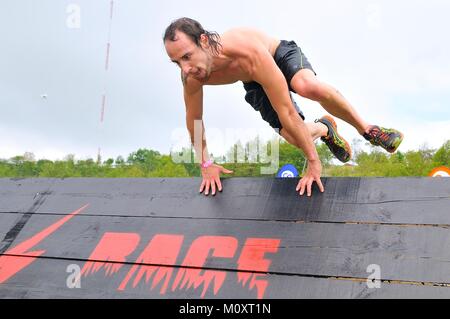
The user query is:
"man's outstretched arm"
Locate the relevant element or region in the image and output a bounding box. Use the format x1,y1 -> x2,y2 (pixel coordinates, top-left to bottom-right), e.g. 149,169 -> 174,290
183,74 -> 233,195
250,46 -> 324,196
183,75 -> 208,163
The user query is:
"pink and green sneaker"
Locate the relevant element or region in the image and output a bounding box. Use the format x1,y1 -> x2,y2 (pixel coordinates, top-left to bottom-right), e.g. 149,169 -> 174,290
363,125 -> 404,153
315,115 -> 352,163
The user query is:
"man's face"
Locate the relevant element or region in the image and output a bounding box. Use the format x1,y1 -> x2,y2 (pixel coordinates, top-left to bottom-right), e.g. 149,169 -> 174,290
165,30 -> 212,81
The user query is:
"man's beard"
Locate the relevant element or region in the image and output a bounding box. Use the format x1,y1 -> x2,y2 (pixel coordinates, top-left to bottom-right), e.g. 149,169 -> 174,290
195,67 -> 210,82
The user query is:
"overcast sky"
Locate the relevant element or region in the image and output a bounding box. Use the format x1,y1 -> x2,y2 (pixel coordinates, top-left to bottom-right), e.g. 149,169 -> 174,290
1,0 -> 449,162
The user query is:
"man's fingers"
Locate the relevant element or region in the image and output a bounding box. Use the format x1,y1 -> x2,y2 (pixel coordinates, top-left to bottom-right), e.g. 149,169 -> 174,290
297,178 -> 314,196
215,177 -> 223,192
204,180 -> 211,195
299,180 -> 306,196
316,178 -> 325,193
211,179 -> 216,196
199,180 -> 206,193
307,181 -> 312,197
296,180 -> 300,192
221,167 -> 234,174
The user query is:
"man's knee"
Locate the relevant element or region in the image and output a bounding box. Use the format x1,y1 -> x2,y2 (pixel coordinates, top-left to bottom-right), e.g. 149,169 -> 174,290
291,72 -> 328,101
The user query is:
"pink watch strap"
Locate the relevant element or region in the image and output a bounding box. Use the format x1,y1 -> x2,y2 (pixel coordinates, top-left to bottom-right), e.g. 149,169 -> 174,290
201,159 -> 213,168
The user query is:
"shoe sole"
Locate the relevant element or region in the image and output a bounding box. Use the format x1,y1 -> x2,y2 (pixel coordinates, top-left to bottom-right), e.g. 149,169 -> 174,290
386,131 -> 404,153
321,115 -> 352,161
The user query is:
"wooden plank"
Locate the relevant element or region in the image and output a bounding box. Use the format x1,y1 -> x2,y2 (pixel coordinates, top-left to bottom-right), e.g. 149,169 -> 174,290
1,212 -> 450,284
0,213 -> 24,237
0,178 -> 58,212
0,178 -> 448,224
1,177 -> 449,299
1,256 -> 449,299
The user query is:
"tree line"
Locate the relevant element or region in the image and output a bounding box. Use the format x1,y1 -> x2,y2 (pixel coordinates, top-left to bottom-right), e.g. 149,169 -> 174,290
1,139 -> 448,178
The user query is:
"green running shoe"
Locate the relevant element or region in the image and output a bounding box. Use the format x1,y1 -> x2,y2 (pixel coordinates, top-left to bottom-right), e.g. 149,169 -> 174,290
363,125 -> 404,153
315,115 -> 352,163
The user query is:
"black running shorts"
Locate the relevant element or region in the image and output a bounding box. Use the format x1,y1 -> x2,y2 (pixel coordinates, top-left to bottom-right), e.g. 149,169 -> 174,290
243,40 -> 316,132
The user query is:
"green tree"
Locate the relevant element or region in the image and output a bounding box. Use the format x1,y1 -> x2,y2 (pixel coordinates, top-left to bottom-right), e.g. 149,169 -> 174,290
2,140 -> 448,178
278,140 -> 305,173
104,158 -> 114,166
433,140 -> 450,166
115,156 -> 126,167
148,155 -> 189,177
76,159 -> 97,177
127,149 -> 161,172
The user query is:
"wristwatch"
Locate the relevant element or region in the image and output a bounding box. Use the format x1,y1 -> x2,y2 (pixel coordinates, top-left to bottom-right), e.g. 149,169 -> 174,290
201,159 -> 213,168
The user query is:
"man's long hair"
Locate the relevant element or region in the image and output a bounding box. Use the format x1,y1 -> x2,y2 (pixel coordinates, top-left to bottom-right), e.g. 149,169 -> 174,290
163,17 -> 222,55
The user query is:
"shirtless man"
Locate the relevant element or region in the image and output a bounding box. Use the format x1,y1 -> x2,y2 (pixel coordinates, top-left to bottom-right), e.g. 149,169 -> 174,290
163,17 -> 403,197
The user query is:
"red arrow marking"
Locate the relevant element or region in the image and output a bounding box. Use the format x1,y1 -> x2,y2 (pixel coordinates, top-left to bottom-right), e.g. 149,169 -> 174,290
0,204 -> 89,284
